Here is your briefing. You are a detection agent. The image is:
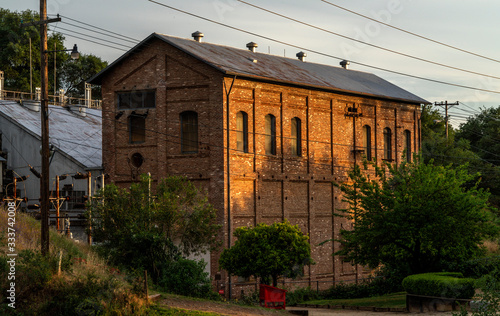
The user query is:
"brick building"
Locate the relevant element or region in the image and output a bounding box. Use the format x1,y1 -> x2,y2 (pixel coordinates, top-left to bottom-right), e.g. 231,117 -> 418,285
89,32 -> 428,294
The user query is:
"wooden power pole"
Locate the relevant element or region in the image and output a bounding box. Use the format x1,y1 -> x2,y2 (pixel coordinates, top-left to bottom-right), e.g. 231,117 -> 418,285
434,101 -> 459,140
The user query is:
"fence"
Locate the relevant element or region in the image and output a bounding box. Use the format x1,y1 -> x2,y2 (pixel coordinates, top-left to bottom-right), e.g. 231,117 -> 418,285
0,89 -> 101,109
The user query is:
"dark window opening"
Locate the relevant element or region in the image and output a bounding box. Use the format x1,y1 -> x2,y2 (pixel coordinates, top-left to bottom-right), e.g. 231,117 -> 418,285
236,111 -> 248,153
117,90 -> 156,110
383,127 -> 392,161
265,114 -> 276,155
291,117 -> 301,157
131,152 -> 144,168
181,111 -> 198,154
404,130 -> 411,162
363,125 -> 372,161
129,115 -> 145,144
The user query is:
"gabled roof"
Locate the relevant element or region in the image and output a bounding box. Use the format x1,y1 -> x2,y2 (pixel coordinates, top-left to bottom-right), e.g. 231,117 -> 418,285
0,100 -> 102,169
89,33 -> 429,104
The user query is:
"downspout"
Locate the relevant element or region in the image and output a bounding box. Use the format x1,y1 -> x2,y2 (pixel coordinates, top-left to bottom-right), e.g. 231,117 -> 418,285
223,75 -> 236,300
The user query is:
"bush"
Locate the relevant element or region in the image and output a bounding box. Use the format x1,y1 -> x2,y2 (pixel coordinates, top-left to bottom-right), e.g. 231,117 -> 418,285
450,255 -> 500,279
158,257 -> 219,300
402,272 -> 475,299
286,287 -> 320,306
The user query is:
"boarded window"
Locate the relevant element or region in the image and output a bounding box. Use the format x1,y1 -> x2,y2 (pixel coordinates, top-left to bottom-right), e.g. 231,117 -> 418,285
117,90 -> 155,110
180,111 -> 198,153
236,111 -> 248,153
291,117 -> 301,157
383,127 -> 392,161
265,114 -> 276,155
129,115 -> 145,144
363,125 -> 372,161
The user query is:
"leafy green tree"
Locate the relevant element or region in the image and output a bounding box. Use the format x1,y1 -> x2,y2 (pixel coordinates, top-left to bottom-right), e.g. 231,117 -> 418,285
335,157 -> 498,279
88,175 -> 221,280
0,8 -> 107,98
219,220 -> 313,287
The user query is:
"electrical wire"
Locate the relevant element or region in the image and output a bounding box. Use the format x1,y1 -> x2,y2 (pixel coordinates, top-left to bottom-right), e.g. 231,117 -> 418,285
320,0 -> 500,64
147,0 -> 500,95
238,0 -> 500,81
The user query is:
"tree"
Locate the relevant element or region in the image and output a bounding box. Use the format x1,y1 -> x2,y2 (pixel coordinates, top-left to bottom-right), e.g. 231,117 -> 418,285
88,175 -> 221,280
60,53 -> 107,99
0,8 -> 107,98
335,157 -> 498,278
219,220 -> 313,287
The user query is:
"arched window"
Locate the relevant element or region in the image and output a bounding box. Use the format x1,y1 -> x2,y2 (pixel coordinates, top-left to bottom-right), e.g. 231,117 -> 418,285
404,130 -> 411,162
383,127 -> 392,161
236,111 -> 248,153
291,117 -> 301,157
363,125 -> 372,161
180,111 -> 198,153
129,114 -> 145,144
265,114 -> 276,155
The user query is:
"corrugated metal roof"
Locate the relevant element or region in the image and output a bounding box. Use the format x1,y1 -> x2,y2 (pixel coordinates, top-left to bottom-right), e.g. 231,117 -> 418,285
90,33 -> 428,104
0,100 -> 102,169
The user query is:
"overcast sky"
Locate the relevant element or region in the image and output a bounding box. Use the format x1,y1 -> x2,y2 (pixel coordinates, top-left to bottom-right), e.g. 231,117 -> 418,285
4,0 -> 500,126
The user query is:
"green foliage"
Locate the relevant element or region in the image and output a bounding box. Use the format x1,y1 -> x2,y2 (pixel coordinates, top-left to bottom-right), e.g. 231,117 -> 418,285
158,258 -> 219,300
0,8 -> 107,98
335,156 -> 499,278
89,175 -> 221,281
402,273 -> 475,299
219,220 -> 313,287
286,287 -> 320,306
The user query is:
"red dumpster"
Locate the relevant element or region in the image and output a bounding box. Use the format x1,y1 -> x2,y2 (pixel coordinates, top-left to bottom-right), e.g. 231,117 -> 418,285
259,284 -> 287,310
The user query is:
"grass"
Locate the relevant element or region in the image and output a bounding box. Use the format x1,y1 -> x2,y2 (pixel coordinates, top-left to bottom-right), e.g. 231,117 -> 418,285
302,292 -> 407,309
148,305 -> 222,315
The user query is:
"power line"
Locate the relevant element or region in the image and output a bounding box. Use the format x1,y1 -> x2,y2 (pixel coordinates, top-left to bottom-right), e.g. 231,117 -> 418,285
60,21 -> 138,45
55,26 -> 133,49
238,0 -> 500,81
51,30 -> 129,52
320,0 -> 500,64
147,0 -> 500,95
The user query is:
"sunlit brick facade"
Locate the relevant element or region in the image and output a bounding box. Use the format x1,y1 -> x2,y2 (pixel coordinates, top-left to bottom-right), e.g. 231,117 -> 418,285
90,33 -> 427,296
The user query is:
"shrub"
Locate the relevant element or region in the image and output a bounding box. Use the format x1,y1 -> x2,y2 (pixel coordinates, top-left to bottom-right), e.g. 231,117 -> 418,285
402,272 -> 475,299
158,257 -> 219,300
286,287 -> 320,306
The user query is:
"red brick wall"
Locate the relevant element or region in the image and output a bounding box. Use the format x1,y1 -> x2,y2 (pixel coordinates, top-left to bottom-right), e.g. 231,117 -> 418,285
99,37 -> 421,294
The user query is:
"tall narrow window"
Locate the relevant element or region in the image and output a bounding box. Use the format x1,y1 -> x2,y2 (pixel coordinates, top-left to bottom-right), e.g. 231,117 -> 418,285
363,125 -> 372,161
180,111 -> 198,153
291,117 -> 301,157
236,111 -> 248,153
265,114 -> 276,155
404,130 -> 411,162
383,127 -> 392,161
129,115 -> 145,144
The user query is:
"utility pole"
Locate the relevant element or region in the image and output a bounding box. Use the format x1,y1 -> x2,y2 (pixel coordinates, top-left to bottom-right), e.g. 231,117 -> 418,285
434,101 -> 458,140
22,1 -> 61,256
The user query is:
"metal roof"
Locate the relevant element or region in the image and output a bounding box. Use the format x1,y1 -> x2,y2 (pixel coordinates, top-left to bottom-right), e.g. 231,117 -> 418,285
90,33 -> 429,104
0,100 -> 102,169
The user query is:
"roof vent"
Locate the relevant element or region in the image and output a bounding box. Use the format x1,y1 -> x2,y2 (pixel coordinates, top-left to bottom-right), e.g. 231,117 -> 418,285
246,42 -> 258,52
296,51 -> 307,62
21,100 -> 40,112
340,60 -> 350,69
191,31 -> 204,42
68,105 -> 87,117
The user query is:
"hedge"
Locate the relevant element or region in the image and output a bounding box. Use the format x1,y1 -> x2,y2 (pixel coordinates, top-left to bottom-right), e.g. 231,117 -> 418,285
402,272 -> 475,299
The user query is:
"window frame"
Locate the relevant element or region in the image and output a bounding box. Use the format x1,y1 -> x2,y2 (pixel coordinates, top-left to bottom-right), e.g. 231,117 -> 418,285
363,125 -> 372,161
236,111 -> 249,153
404,129 -> 411,162
291,117 -> 302,157
383,127 -> 392,161
117,90 -> 156,110
180,111 -> 199,154
265,114 -> 277,156
128,114 -> 146,144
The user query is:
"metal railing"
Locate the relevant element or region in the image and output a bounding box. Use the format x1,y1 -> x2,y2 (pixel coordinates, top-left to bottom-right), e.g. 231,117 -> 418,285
0,89 -> 101,109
